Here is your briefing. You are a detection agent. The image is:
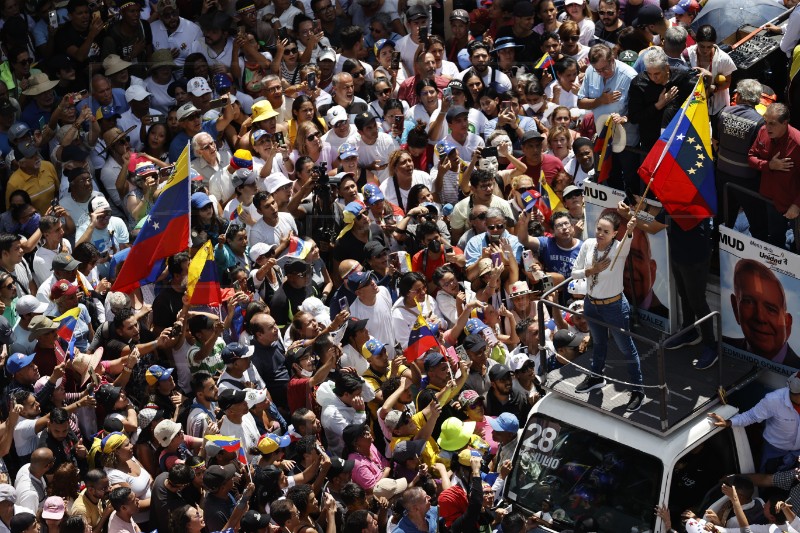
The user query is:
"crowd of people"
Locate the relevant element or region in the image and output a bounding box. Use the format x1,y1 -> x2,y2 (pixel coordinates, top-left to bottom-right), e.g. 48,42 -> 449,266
0,0 -> 797,529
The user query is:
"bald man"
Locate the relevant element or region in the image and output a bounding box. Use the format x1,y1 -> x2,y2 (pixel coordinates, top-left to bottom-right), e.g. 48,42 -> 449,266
328,259 -> 364,320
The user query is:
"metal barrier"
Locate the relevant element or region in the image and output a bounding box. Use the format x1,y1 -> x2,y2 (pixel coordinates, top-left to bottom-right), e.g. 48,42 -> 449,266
535,276 -> 724,432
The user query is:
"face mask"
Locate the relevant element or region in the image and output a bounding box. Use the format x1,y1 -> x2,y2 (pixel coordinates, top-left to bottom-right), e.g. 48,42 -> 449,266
478,157 -> 499,174
530,100 -> 544,112
427,239 -> 442,253
300,369 -> 314,378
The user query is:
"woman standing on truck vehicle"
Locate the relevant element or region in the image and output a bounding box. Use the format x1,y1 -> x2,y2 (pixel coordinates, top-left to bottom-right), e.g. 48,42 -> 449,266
570,211 -> 644,412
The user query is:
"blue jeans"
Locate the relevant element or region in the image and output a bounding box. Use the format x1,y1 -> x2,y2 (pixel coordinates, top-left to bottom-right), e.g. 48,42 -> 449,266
584,295 -> 644,392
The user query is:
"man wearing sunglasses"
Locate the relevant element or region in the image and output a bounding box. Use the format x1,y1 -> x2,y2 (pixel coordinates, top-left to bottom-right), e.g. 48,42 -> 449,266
518,210 -> 582,283
268,256 -> 317,332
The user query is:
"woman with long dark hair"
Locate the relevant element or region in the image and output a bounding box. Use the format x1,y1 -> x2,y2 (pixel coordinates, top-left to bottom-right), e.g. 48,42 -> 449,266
571,212 -> 644,411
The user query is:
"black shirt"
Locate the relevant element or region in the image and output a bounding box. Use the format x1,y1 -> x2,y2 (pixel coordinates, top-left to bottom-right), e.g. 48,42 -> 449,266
150,472 -> 189,533
496,26 -> 541,68
333,224 -> 386,264
628,69 -> 697,151
593,21 -> 627,45
152,287 -> 185,329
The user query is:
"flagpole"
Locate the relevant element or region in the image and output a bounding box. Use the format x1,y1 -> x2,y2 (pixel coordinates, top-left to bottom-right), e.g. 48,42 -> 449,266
186,141 -> 192,249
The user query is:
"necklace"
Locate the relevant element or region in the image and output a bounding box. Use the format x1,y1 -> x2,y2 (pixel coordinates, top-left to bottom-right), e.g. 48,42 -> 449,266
589,241 -> 612,292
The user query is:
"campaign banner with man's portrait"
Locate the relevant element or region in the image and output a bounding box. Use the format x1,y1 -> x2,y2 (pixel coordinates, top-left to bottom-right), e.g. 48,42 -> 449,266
583,181 -> 673,333
719,225 -> 800,375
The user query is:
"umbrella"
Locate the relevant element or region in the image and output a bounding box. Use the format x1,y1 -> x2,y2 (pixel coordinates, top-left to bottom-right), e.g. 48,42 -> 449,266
691,0 -> 787,43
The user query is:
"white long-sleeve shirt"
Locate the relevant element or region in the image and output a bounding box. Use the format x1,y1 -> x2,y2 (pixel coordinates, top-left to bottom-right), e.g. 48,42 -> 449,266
321,396 -> 367,458
571,236 -> 632,299
729,387 -> 800,452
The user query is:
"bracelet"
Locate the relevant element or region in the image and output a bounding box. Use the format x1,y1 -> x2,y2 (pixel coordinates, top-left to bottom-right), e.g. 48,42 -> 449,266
122,366 -> 133,372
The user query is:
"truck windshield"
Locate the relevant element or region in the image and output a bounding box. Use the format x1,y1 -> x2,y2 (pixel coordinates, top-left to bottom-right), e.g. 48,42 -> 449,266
505,414 -> 663,532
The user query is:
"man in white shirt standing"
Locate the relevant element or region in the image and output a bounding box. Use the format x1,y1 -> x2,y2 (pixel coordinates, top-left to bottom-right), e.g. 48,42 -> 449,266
456,41 -> 512,93
351,112 -> 398,183
250,191 -> 297,256
347,271 -> 396,349
218,389 -> 261,464
149,0 -> 203,75
14,447 -> 52,512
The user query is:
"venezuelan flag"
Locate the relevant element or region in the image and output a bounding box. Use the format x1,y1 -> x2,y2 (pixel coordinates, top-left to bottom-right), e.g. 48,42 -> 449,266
54,307 -> 80,344
286,236 -> 313,259
534,53 -> 556,79
404,313 -> 439,363
187,241 -> 222,306
229,204 -> 243,221
593,115 -> 614,183
112,144 -> 191,293
536,171 -> 562,223
204,435 -> 242,453
639,77 -> 716,231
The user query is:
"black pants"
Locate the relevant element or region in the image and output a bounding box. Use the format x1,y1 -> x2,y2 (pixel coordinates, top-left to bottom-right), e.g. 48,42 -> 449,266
716,171 -> 767,240
671,257 -> 715,347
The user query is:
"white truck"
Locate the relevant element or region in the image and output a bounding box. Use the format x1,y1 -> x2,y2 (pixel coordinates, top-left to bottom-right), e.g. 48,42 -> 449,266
503,307 -> 783,532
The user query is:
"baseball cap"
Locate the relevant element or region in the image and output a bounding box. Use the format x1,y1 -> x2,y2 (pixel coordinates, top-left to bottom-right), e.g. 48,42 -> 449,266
0,485 -> 16,504
465,318 -> 488,336
89,196 -> 112,214
15,295 -> 47,315
125,84 -> 151,102
458,389 -> 482,407
633,4 -> 664,26
618,49 -> 639,65
553,329 -> 582,350
361,337 -> 387,359
191,192 -> 213,210
244,388 -> 268,408
338,142 -> 358,159
8,122 -> 31,143
203,464 -> 236,491
423,350 -> 445,370
154,419 -> 182,447
213,73 -> 233,92
221,341 -> 250,363
673,0 -> 700,14
145,365 -> 174,385
488,364 -> 513,381
256,433 -> 291,455
463,334 -> 487,353
346,270 -> 374,292
435,140 -> 457,159
450,8 -> 469,22
6,352 -> 35,374
343,317 -> 368,342
488,412 -> 520,433
447,79 -> 465,92
354,112 -> 377,131
188,76 -> 212,97
457,448 -> 482,466
392,439 -> 425,462
522,130 -> 544,143
374,38 -> 395,56
364,240 -> 389,259
232,168 -> 257,188
374,477 -> 408,500
445,105 -> 469,122
50,279 -> 78,299
563,185 -> 582,198
507,352 -> 536,372
218,388 -> 248,410
52,252 -> 81,271
41,496 -> 66,520
327,457 -> 355,479
249,242 -> 276,262
406,4 -> 427,20
16,141 -> 38,159
95,384 -> 122,408
284,256 -> 309,275
241,511 -> 271,533
362,183 -> 384,205
177,102 -> 202,121
326,105 -> 348,127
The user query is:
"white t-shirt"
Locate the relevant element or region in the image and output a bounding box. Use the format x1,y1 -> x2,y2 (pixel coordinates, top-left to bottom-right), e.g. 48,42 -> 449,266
322,125 -> 357,153
391,295 -> 440,349
395,34 -> 421,74
456,66 -> 512,93
143,78 -> 175,115
249,212 -> 298,254
545,81 -> 580,109
32,240 -> 72,287
117,107 -> 159,152
349,286 -> 396,348
220,413 -> 261,464
350,132 -> 399,183
150,17 -> 203,71
13,417 -> 39,456
379,170 -> 432,211
436,60 -> 460,78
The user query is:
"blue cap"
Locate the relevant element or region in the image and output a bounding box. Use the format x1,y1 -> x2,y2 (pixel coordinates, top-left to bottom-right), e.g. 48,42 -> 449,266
6,352 -> 35,374
442,203 -> 454,216
488,412 -> 520,433
373,38 -> 396,56
435,140 -> 457,159
221,342 -> 250,363
191,192 -> 213,209
465,317 -> 488,336
95,105 -> 120,120
362,183 -> 385,206
145,365 -> 174,385
338,142 -> 358,159
251,129 -> 269,143
344,201 -> 366,217
213,73 -> 232,91
423,350 -> 445,370
361,337 -> 387,358
346,270 -> 374,292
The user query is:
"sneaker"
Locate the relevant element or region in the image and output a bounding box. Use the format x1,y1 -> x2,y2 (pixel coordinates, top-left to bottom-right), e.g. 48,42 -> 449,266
664,328 -> 701,350
575,375 -> 606,393
694,347 -> 718,370
626,391 -> 644,412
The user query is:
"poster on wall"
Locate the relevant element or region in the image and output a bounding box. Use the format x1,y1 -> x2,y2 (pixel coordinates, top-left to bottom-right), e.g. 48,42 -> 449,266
583,181 -> 673,333
719,225 -> 800,375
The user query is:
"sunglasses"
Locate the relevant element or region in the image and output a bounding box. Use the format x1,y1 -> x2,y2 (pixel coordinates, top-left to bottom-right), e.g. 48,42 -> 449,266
116,136 -> 131,145
469,212 -> 487,220
487,224 -> 504,230
516,187 -> 531,194
379,88 -> 391,95
565,35 -> 580,42
355,212 -> 366,220
307,132 -> 319,141
599,10 -> 616,15
284,48 -> 299,54
352,71 -> 366,78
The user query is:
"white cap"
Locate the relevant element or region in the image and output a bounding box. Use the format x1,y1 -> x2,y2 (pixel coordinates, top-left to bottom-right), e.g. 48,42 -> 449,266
263,173 -> 293,194
16,294 -> 48,315
188,76 -> 212,97
318,48 -> 336,62
564,0 -> 584,4
125,84 -> 151,102
249,242 -> 277,262
261,51 -> 273,62
326,105 -> 348,127
506,352 -> 534,372
90,196 -> 112,214
245,388 -> 268,408
0,484 -> 16,504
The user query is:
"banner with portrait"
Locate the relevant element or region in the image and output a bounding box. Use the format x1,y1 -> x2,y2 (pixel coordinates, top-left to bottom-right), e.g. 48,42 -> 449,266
719,225 -> 800,375
582,181 -> 673,333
